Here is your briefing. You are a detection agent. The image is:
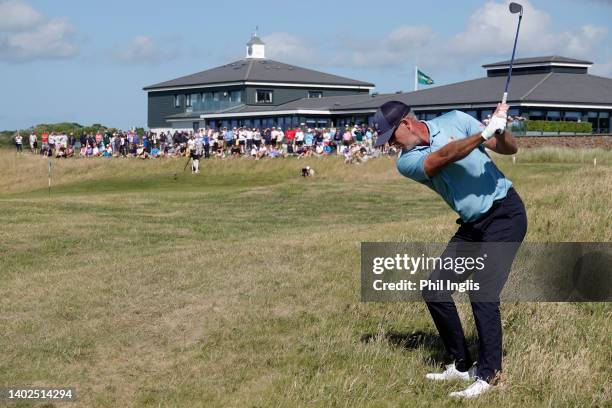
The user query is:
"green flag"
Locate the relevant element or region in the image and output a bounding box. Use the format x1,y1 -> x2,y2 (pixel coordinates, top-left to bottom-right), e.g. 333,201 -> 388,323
417,69 -> 434,85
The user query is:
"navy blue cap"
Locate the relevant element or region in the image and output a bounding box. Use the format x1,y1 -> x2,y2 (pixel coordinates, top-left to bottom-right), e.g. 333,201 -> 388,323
373,101 -> 412,147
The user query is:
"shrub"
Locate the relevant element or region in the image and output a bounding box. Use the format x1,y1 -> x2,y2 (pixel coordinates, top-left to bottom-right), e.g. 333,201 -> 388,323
525,120 -> 592,133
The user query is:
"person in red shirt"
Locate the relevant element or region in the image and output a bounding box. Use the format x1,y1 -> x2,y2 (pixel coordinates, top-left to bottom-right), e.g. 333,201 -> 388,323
285,128 -> 296,142
284,127 -> 297,154
41,131 -> 49,150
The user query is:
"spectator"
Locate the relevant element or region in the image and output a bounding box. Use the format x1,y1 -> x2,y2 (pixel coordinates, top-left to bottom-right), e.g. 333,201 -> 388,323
15,133 -> 23,152
29,132 -> 37,154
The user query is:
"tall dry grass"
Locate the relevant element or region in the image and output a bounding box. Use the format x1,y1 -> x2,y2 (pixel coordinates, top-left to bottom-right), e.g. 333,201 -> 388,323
0,148 -> 610,407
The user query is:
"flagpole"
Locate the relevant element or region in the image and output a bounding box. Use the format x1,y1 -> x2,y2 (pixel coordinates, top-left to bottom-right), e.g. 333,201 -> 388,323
414,66 -> 418,91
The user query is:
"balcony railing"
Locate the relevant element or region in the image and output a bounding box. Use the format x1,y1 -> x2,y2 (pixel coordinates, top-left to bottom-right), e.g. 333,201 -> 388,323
186,100 -> 242,114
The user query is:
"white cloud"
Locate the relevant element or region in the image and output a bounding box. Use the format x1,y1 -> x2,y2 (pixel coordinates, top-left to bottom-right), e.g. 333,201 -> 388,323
0,0 -> 78,62
447,0 -> 608,59
0,0 -> 42,31
590,60 -> 612,77
560,25 -> 608,58
310,0 -> 610,78
331,26 -> 438,69
112,35 -> 180,64
261,32 -> 316,64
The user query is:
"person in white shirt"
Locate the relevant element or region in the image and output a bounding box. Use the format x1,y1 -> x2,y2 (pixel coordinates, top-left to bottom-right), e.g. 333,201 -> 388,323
277,128 -> 285,145
29,133 -> 37,154
187,136 -> 196,152
295,128 -> 304,147
246,128 -> 254,150
48,133 -> 56,153
15,134 -> 23,152
253,128 -> 262,147
238,128 -> 247,153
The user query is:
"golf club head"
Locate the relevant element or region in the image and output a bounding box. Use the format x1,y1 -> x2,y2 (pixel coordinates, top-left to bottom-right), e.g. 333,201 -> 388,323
509,2 -> 523,14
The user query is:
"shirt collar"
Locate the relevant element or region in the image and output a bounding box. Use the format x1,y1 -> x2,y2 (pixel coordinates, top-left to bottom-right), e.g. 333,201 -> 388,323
401,120 -> 437,154
423,120 -> 440,139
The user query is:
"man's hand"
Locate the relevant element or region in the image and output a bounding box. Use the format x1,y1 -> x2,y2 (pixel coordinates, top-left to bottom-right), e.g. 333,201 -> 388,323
481,103 -> 509,140
482,103 -> 518,155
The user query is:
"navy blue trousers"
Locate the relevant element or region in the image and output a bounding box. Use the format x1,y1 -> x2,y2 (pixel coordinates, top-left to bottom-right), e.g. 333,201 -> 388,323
423,187 -> 527,383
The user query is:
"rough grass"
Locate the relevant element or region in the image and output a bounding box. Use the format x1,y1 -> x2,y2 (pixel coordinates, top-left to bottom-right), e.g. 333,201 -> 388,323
514,147 -> 611,164
0,149 -> 610,407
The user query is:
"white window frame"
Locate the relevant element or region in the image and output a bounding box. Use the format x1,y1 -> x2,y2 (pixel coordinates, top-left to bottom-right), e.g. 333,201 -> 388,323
255,89 -> 273,104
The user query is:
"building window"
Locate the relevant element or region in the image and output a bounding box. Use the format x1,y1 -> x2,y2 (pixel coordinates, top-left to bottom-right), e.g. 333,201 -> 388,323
174,94 -> 180,108
547,111 -> 561,121
256,90 -> 273,104
308,91 -> 323,99
480,110 -> 493,121
564,111 -> 581,122
185,94 -> 192,108
599,112 -> 610,133
528,110 -> 544,120
230,90 -> 242,103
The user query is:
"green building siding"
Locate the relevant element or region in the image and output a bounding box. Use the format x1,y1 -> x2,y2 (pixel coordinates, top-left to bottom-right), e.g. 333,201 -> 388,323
148,91 -> 179,129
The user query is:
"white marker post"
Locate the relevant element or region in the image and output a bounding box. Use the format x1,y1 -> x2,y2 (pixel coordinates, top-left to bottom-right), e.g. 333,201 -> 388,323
48,160 -> 52,197
512,155 -> 516,164
594,157 -> 597,167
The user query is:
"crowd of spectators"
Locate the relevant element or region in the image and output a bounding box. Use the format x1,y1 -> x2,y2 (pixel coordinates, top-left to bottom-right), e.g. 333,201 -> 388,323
14,124 -> 387,163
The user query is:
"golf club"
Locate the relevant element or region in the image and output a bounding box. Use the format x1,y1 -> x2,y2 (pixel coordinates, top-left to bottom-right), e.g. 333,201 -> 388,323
183,155 -> 191,172
502,2 -> 523,105
495,2 -> 523,135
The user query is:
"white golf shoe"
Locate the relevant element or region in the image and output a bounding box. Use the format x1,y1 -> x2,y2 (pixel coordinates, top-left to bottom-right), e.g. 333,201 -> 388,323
425,363 -> 476,381
449,379 -> 492,398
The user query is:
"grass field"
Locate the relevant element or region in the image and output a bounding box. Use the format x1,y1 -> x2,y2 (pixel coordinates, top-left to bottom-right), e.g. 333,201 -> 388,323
0,148 -> 610,407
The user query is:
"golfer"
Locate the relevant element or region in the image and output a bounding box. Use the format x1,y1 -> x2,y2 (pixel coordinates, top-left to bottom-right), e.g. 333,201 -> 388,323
373,101 -> 527,398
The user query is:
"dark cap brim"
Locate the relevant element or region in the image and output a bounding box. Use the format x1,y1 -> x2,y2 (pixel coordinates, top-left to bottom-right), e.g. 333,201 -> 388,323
373,123 -> 399,147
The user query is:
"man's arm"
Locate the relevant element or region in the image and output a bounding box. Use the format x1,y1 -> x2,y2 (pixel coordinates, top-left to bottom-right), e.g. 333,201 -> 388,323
483,129 -> 518,155
423,133 -> 485,178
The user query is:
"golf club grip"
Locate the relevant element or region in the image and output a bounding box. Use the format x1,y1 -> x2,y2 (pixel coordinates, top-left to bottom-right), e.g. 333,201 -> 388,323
495,92 -> 508,135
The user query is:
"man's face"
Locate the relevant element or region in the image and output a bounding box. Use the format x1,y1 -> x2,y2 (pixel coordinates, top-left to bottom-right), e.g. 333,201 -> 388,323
389,117 -> 423,151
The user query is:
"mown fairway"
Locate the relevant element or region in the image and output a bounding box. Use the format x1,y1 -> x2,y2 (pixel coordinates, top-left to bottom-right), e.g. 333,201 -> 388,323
0,149 -> 610,407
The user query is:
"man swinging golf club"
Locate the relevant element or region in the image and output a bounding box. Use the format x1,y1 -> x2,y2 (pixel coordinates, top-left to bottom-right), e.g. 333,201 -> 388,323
373,100 -> 527,398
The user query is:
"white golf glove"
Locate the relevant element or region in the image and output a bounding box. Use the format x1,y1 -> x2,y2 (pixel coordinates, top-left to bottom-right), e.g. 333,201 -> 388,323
481,103 -> 509,140
481,116 -> 507,140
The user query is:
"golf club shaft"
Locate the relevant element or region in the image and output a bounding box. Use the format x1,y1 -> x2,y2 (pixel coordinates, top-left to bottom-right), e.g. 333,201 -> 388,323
504,14 -> 523,100
497,12 -> 522,133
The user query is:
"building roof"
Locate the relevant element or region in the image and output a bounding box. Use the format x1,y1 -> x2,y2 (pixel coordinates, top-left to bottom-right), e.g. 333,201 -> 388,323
483,55 -> 593,68
195,71 -> 612,119
144,58 -> 375,90
246,35 -> 265,46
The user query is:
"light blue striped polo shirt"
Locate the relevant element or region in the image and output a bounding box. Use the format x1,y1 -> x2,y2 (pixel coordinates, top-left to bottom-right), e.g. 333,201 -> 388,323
396,110 -> 513,222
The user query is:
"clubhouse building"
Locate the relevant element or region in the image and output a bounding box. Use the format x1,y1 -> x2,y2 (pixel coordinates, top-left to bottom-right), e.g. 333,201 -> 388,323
144,34 -> 612,134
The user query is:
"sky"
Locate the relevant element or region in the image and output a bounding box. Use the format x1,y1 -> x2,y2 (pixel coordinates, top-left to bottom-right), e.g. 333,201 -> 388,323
0,0 -> 611,130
